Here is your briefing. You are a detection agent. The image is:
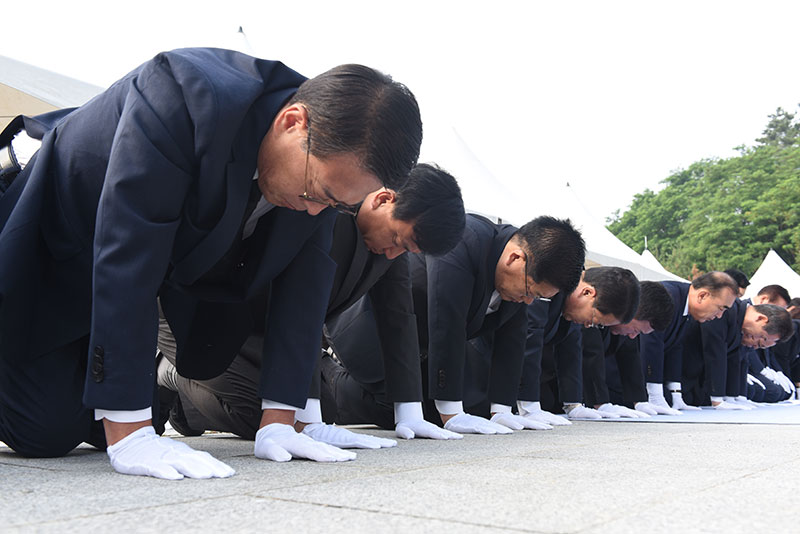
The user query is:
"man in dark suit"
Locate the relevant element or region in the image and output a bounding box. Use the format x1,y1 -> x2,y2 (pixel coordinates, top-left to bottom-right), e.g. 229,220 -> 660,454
412,214 -> 586,434
518,267 -> 641,421
582,281 -> 674,413
0,48 -> 423,478
682,300 -> 792,408
155,163 -> 466,445
639,272 -> 739,413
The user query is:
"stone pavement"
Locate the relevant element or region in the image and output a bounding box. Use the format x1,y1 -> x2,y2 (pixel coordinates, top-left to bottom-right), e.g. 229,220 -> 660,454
2,421 -> 798,532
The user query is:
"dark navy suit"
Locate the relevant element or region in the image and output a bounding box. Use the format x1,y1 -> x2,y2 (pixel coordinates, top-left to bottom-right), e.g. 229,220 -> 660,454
681,298 -> 747,405
0,49 -> 337,455
411,214 -> 526,419
161,213 -> 423,437
519,293 -> 584,412
582,327 -> 648,408
639,281 -> 692,394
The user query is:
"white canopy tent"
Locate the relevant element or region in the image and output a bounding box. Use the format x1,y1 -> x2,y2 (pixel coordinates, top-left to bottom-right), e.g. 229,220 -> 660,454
419,121 -> 687,282
640,249 -> 685,282
743,250 -> 800,300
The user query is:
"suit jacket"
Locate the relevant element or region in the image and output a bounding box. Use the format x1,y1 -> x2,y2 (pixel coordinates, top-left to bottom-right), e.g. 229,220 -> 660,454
410,214 -> 526,406
582,327 -> 647,407
682,298 -> 747,398
640,281 -> 691,384
520,293 -> 583,403
321,214 -> 422,402
0,48 -> 337,410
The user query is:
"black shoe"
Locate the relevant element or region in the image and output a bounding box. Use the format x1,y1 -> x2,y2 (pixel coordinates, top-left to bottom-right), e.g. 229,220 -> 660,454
168,395 -> 205,437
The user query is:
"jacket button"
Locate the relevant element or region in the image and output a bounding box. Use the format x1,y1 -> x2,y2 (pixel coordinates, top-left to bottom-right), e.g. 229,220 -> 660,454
94,346 -> 104,357
437,369 -> 446,389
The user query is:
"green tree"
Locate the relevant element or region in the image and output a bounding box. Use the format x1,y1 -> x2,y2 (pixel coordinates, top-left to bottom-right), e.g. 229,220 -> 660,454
608,105 -> 800,277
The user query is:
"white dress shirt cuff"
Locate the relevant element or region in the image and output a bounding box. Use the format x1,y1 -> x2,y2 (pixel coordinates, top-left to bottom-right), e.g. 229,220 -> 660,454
490,403 -> 512,414
261,399 -> 299,412
394,402 -> 424,424
434,400 -> 463,415
94,408 -> 152,423
294,398 -> 322,424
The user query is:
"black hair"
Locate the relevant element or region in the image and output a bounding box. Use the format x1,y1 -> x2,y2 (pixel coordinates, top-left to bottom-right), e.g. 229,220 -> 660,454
636,281 -> 675,331
583,267 -> 640,324
724,268 -> 750,290
752,304 -> 794,342
692,271 -> 740,296
514,216 -> 585,294
392,164 -> 465,256
757,284 -> 791,306
290,64 -> 422,190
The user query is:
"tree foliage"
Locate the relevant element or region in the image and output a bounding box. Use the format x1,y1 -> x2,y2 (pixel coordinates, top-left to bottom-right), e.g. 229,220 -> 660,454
608,105 -> 800,279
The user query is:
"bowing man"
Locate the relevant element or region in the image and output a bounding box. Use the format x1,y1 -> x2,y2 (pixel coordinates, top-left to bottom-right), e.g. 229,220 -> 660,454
0,48 -> 422,477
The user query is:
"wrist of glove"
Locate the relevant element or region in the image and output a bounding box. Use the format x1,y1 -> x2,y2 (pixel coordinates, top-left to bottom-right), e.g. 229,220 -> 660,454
394,401 -> 462,440
490,411 -> 552,430
597,403 -> 650,418
443,412 -> 513,434
633,402 -> 659,416
301,422 -> 396,449
564,404 -> 603,420
670,391 -> 701,411
517,400 -> 572,426
255,423 -> 356,462
107,426 -> 235,480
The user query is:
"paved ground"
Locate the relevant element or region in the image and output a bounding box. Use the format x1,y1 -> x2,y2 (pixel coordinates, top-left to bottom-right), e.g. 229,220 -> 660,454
2,421 -> 798,533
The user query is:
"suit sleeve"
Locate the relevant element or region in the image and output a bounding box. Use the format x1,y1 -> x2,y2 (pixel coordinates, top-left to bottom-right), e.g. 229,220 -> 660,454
368,254 -> 423,402
518,301 -> 548,402
84,56 -> 203,409
425,246 -> 475,402
615,336 -> 648,405
640,329 -> 666,384
581,327 -> 608,407
552,322 -> 583,404
487,305 -> 527,406
699,317 -> 728,397
258,213 -> 337,407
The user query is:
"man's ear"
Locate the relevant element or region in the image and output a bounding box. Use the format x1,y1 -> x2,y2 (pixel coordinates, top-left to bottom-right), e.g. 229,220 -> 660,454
583,285 -> 596,298
275,103 -> 310,135
370,189 -> 396,209
505,248 -> 525,267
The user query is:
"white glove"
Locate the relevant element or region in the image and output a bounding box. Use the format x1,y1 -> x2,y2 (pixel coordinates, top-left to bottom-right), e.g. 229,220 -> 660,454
517,400 -> 572,426
667,382 -> 701,411
775,371 -> 795,395
646,382 -> 683,415
747,374 -> 766,390
564,404 -> 605,420
597,403 -> 650,418
107,426 -> 235,480
490,408 -> 552,430
301,422 -> 397,449
713,399 -> 749,410
670,393 -> 701,411
443,412 -> 513,434
721,396 -> 753,410
394,402 -> 462,440
255,423 -> 356,462
633,402 -> 659,415
734,395 -> 759,408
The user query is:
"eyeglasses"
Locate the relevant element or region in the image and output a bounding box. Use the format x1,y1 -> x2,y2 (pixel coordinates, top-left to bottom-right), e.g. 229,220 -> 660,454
298,129 -> 360,217
523,252 -> 530,299
588,308 -> 599,329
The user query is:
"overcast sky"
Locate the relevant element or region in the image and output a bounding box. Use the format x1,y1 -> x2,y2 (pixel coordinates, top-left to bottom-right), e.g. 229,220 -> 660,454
5,0 -> 800,222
